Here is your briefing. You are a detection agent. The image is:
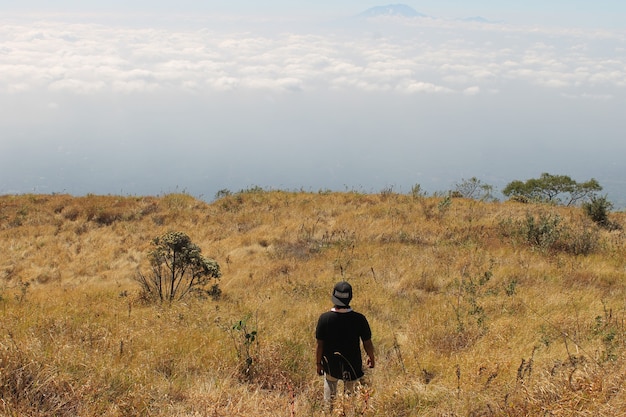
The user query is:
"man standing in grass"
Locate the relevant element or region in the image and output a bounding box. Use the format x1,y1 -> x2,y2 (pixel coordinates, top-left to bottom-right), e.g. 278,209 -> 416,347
316,281 -> 375,406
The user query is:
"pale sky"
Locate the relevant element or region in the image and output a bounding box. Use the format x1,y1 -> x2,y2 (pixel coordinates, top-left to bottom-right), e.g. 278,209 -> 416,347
4,1 -> 626,27
1,2 -> 625,206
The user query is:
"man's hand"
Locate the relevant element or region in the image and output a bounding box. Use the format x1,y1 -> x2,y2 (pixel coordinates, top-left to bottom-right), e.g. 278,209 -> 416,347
316,340 -> 325,375
363,339 -> 375,369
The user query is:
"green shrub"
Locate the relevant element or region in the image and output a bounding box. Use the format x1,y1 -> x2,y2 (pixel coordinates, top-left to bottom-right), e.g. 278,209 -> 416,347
500,212 -> 599,255
135,231 -> 221,302
522,212 -> 563,251
583,195 -> 620,230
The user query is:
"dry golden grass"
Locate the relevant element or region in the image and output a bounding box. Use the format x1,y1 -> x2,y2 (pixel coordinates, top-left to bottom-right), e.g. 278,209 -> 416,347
1,191 -> 625,416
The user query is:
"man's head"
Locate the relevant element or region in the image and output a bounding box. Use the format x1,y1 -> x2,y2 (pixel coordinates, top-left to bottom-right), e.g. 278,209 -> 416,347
331,281 -> 353,307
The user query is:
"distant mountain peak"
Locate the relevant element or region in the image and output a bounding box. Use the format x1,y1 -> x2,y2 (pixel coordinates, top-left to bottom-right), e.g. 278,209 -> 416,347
357,4 -> 427,19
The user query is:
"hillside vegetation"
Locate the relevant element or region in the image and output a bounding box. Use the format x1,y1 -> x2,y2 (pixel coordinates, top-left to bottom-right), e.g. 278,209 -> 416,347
1,191 -> 625,416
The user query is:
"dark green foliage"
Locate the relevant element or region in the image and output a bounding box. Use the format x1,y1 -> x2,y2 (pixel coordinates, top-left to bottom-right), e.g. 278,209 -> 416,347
228,315 -> 259,381
503,173 -> 602,206
583,195 -> 621,230
522,213 -> 563,250
135,231 -> 221,302
214,189 -> 232,200
499,212 -> 599,255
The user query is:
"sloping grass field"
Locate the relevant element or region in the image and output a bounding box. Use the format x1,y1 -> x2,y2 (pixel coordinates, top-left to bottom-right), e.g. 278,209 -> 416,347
1,190 -> 625,416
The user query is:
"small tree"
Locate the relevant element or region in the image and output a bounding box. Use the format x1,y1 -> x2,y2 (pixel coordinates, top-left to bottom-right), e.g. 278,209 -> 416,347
503,173 -> 601,206
583,195 -> 620,230
453,177 -> 494,201
136,231 -> 221,302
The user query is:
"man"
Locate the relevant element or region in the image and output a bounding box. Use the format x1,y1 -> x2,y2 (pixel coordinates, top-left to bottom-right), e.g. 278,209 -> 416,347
315,281 -> 375,405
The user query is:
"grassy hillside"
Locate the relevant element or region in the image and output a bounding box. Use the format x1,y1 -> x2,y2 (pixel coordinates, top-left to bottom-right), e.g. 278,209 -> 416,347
1,191 -> 625,416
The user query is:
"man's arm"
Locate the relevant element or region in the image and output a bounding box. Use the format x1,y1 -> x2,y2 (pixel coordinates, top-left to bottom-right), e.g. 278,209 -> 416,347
316,339 -> 324,375
363,339 -> 375,369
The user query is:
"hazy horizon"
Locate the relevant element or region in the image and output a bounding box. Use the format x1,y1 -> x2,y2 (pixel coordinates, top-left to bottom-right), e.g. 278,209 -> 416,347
1,3 -> 625,207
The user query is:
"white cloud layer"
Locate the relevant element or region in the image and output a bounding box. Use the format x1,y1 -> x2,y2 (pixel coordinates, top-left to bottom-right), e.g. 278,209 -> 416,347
1,14 -> 625,98
1,12 -> 626,206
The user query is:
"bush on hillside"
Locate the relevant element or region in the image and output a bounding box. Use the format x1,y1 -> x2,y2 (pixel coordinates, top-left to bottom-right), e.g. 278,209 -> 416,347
499,212 -> 600,255
583,195 -> 621,231
135,231 -> 221,302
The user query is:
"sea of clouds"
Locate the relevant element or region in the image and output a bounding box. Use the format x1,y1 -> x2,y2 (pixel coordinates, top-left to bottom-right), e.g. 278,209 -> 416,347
1,12 -> 625,205
2,13 -> 624,97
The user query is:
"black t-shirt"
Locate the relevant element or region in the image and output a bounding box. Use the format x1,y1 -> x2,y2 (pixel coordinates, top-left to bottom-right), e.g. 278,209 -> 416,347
315,309 -> 372,380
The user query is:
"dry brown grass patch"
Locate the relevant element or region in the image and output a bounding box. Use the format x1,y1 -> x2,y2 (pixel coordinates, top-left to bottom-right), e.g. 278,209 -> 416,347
2,192 -> 626,415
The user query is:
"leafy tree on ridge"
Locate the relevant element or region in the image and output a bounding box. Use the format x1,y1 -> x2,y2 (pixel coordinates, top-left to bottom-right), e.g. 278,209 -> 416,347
503,173 -> 602,206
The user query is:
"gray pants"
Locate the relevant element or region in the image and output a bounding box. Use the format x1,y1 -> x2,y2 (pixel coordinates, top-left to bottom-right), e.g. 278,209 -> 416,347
323,374 -> 359,403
